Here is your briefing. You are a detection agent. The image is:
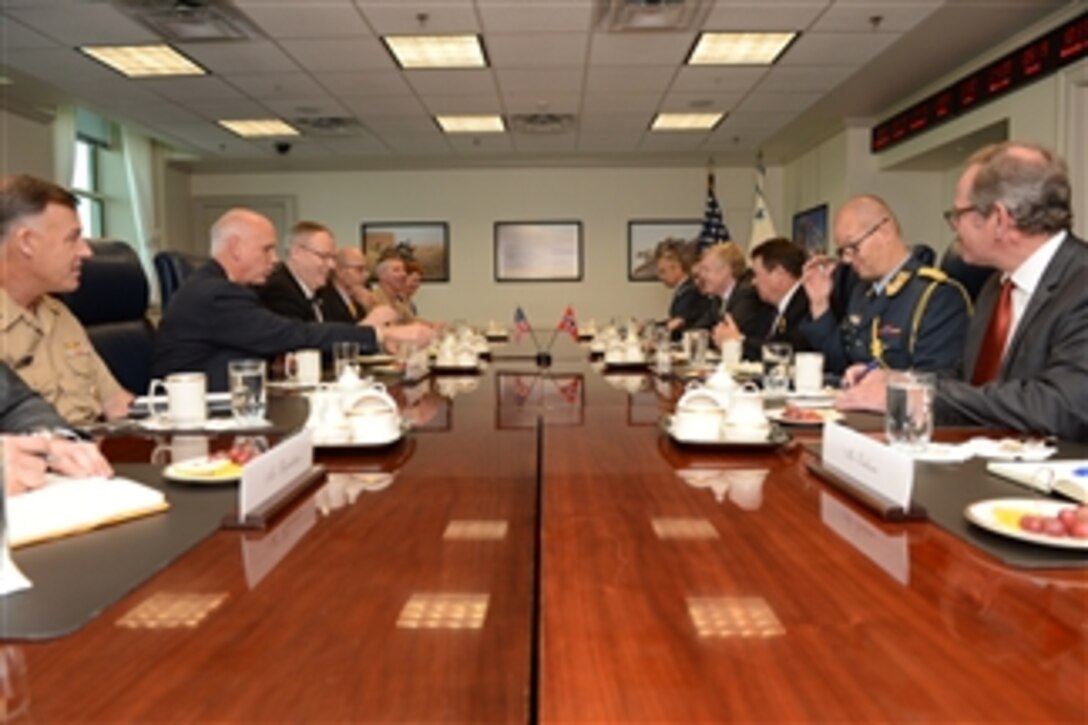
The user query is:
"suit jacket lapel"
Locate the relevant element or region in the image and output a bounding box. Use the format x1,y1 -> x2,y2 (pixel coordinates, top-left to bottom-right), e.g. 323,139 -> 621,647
1001,237 -> 1075,373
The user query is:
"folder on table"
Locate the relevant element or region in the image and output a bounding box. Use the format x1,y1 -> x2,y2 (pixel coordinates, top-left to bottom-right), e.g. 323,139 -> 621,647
986,460 -> 1088,504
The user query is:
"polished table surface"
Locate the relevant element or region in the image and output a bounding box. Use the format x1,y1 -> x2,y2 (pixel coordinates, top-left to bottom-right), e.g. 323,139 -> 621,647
9,340 -> 1088,722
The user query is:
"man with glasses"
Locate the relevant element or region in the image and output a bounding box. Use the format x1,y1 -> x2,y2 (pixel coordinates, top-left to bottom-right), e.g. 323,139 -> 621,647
800,194 -> 971,379
320,246 -> 376,323
259,221 -> 338,322
839,142 -> 1087,442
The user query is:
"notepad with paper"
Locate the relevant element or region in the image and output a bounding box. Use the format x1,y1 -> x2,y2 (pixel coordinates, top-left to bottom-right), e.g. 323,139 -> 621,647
986,460 -> 1088,503
7,476 -> 170,548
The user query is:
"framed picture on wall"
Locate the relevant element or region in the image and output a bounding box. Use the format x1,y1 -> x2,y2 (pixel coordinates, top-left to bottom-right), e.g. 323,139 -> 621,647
494,221 -> 582,282
792,204 -> 829,256
361,221 -> 450,282
627,219 -> 701,282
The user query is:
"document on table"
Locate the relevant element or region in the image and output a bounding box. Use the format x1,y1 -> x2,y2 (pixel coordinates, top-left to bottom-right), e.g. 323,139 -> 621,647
7,475 -> 170,548
986,460 -> 1088,504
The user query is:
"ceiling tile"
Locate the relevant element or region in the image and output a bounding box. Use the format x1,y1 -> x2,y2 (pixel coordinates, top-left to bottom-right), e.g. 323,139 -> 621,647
0,17 -> 63,49
640,132 -> 709,152
184,98 -> 277,121
670,66 -> 768,93
734,91 -> 821,113
502,92 -> 582,115
478,0 -> 593,33
586,66 -> 676,93
703,1 -> 828,31
486,33 -> 589,68
448,134 -> 515,154
261,96 -> 351,119
379,133 -> 454,156
101,99 -> 201,125
139,76 -> 246,102
224,73 -> 327,99
340,94 -> 428,119
280,37 -> 394,72
812,1 -> 942,33
363,117 -> 441,135
716,110 -> 795,132
576,130 -> 644,151
175,41 -> 300,75
659,91 -> 744,113
235,3 -> 372,38
4,4 -> 159,45
755,65 -> 854,93
496,68 -> 584,94
581,92 -> 662,115
405,69 -> 497,96
512,133 -> 577,153
779,30 -> 900,66
588,32 -> 696,66
313,70 -> 413,96
318,136 -> 392,156
354,0 -> 479,34
422,94 -> 502,114
2,48 -> 121,84
577,113 -> 654,132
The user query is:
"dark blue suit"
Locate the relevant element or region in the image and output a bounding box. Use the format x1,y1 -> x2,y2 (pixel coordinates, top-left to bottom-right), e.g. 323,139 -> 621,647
800,255 -> 971,376
668,277 -> 714,335
152,260 -> 378,391
0,363 -> 67,432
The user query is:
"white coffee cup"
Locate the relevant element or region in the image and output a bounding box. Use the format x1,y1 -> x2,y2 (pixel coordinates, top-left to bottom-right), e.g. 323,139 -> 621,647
672,409 -> 722,441
350,409 -> 400,443
719,338 -> 743,370
285,348 -> 322,385
147,372 -> 207,425
793,352 -> 825,394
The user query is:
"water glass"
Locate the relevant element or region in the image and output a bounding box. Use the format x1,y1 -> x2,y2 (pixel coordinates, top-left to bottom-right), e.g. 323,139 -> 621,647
885,370 -> 935,451
684,329 -> 709,366
333,341 -> 360,379
229,359 -> 267,423
761,342 -> 793,397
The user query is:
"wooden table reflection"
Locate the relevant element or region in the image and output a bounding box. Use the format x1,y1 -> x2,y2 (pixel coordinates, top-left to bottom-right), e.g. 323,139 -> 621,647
12,342 -> 1088,722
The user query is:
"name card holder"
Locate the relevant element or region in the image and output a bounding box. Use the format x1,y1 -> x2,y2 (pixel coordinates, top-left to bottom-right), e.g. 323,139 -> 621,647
223,430 -> 327,530
804,422 -> 927,522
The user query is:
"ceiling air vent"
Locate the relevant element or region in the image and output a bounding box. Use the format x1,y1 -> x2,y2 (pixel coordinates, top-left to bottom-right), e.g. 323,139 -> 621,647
291,117 -> 364,137
509,113 -> 576,135
112,0 -> 262,42
596,0 -> 707,32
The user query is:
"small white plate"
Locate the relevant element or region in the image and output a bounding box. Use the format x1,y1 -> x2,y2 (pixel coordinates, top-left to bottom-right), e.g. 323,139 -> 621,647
766,408 -> 843,426
164,456 -> 242,484
965,498 -> 1088,550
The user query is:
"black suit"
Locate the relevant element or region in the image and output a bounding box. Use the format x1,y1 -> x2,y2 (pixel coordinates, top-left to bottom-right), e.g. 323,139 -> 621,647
319,284 -> 361,324
936,233 -> 1088,441
752,285 -> 812,360
258,263 -> 322,322
0,363 -> 67,432
668,277 -> 714,338
694,273 -> 777,353
153,260 -> 378,391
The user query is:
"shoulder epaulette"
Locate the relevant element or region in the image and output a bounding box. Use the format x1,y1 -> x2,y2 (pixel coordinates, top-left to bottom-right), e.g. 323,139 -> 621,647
917,266 -> 949,282
885,269 -> 913,296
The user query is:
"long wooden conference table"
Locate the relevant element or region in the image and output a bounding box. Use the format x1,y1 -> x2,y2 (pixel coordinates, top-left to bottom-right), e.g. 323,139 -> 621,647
5,339 -> 1087,722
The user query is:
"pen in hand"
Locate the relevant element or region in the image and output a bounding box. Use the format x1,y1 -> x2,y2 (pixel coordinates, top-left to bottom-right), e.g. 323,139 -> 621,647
844,360 -> 880,389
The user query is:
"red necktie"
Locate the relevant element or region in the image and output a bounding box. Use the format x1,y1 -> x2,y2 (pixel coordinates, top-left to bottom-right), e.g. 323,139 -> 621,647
971,279 -> 1014,385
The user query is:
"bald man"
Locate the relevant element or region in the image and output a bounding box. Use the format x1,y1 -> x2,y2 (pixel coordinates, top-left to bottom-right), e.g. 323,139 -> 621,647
800,194 -> 970,377
320,247 -> 375,323
153,209 -> 434,390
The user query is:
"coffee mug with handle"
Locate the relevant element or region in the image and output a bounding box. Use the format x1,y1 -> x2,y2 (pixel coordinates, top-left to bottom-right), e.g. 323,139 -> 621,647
147,372 -> 207,426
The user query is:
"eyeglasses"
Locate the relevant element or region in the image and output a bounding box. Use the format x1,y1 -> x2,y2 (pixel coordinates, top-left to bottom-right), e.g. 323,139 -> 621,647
836,217 -> 888,260
942,205 -> 978,231
301,244 -> 336,263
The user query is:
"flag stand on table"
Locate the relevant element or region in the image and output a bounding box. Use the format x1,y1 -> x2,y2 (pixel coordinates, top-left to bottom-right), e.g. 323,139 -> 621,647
513,306 -> 540,350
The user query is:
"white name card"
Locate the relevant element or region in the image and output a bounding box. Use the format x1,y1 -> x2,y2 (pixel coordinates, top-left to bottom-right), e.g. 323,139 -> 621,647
239,429 -> 314,519
822,421 -> 914,510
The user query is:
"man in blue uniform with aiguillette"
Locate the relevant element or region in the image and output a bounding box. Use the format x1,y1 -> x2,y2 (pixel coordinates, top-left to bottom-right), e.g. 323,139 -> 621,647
800,194 -> 971,381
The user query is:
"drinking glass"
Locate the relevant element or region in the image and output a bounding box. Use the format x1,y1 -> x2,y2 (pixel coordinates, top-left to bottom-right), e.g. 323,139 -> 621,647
761,342 -> 793,397
229,359 -> 267,423
333,341 -> 360,379
885,370 -> 935,451
684,330 -> 709,367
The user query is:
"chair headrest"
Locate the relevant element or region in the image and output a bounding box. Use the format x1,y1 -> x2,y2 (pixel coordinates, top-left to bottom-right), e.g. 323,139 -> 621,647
57,240 -> 149,326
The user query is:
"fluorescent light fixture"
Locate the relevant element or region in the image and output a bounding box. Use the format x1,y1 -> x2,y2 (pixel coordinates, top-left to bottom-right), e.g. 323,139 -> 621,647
218,119 -> 300,138
651,112 -> 723,131
688,32 -> 797,65
436,115 -> 505,134
79,44 -> 206,78
384,34 -> 487,69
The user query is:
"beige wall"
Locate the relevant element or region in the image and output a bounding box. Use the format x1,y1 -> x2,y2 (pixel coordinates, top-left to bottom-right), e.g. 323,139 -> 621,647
0,108 -> 53,179
189,165 -> 782,324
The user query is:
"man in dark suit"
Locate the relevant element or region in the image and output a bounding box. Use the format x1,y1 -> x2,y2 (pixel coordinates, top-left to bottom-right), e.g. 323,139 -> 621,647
716,237 -> 811,360
258,221 -> 336,322
692,242 -> 775,349
320,247 -> 374,323
840,142 -> 1087,442
656,241 -> 713,338
0,363 -> 114,493
153,209 -> 434,390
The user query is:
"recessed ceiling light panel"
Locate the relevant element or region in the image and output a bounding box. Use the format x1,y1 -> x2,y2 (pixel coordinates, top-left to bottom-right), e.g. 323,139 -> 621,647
218,119 -> 300,138
688,32 -> 797,65
384,34 -> 487,69
436,115 -> 505,134
651,112 -> 724,131
79,44 -> 207,78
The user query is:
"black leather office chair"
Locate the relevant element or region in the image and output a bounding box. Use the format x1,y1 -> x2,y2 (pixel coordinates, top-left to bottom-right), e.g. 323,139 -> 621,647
56,240 -> 155,394
154,250 -> 206,311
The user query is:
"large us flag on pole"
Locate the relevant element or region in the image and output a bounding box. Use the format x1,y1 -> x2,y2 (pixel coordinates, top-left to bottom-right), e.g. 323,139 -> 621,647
697,171 -> 731,251
748,157 -> 778,249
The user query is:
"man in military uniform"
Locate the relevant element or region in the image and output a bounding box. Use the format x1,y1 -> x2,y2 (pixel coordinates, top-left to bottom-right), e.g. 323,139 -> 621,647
0,175 -> 133,426
800,194 -> 971,379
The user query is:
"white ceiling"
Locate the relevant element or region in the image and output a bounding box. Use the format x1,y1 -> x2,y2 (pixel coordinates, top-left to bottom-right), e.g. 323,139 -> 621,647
0,0 -> 1072,172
